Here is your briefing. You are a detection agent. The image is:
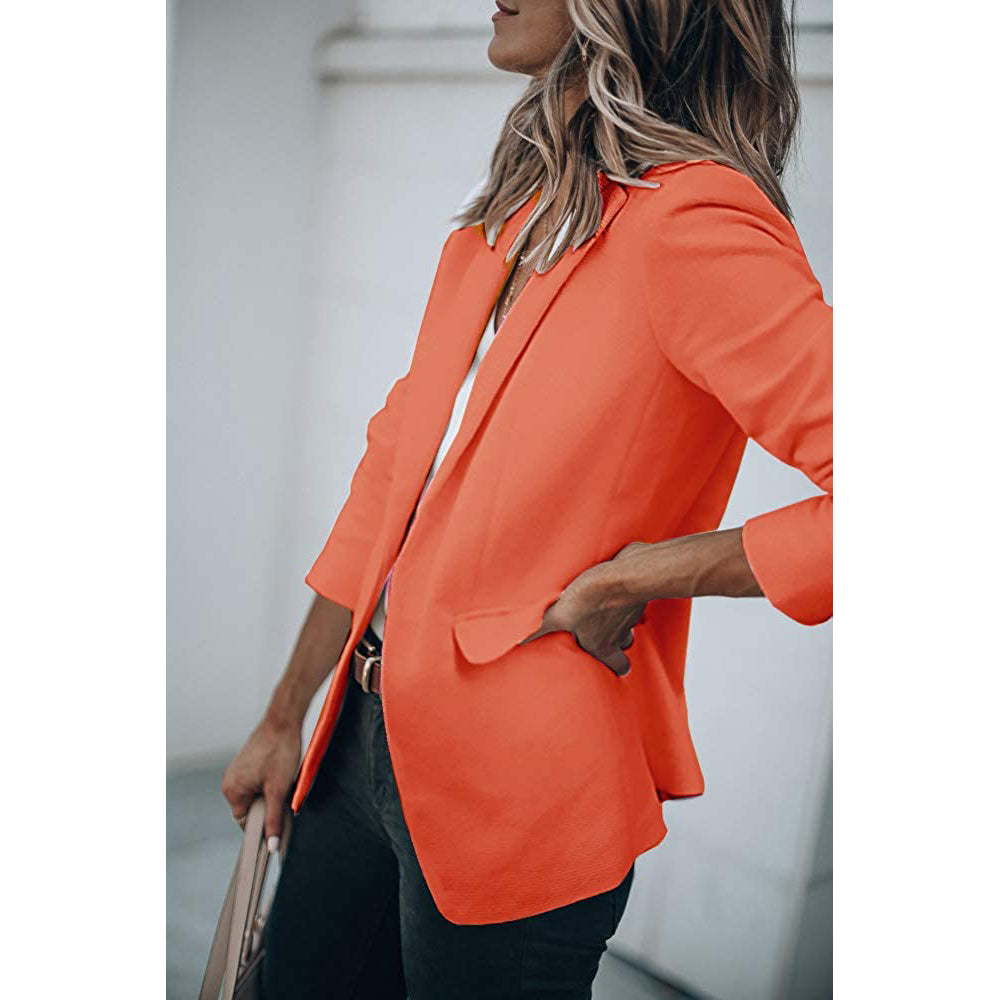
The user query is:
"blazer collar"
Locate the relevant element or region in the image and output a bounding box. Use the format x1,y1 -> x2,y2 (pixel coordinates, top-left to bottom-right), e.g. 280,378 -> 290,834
493,169 -> 624,262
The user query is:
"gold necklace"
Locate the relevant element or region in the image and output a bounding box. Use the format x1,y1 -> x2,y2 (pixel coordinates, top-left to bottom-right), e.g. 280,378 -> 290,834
497,214 -> 554,329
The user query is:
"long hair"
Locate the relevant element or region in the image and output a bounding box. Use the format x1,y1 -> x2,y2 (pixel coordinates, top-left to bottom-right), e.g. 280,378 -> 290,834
455,0 -> 801,272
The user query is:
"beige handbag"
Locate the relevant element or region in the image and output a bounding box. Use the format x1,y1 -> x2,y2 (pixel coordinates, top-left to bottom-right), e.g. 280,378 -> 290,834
199,797 -> 291,1000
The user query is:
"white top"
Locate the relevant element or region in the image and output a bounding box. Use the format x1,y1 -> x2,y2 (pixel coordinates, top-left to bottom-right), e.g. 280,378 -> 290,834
368,298 -> 500,640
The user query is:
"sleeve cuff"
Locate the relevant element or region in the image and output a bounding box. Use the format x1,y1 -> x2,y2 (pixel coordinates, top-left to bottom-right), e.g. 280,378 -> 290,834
304,569 -> 358,612
741,494 -> 832,626
303,540 -> 366,612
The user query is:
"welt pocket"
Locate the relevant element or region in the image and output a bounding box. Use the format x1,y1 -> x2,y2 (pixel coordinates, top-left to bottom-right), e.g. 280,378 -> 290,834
451,585 -> 565,665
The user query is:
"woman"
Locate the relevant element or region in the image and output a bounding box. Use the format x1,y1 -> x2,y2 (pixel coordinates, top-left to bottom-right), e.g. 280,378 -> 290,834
222,1 -> 831,996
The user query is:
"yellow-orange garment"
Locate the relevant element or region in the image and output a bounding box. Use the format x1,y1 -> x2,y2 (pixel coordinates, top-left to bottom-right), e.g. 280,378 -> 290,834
293,160 -> 833,924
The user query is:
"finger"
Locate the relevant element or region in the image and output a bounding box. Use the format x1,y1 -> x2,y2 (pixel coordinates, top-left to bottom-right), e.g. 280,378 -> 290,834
222,776 -> 254,826
619,629 -> 635,650
519,594 -> 572,646
519,617 -> 559,646
519,626 -> 548,645
263,783 -> 287,846
623,604 -> 646,629
602,648 -> 631,677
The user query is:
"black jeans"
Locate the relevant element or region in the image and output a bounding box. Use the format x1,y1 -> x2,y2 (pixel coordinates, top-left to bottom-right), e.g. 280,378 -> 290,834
262,666 -> 634,999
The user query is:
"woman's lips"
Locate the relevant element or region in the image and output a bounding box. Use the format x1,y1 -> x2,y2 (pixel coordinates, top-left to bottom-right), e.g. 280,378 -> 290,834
493,1 -> 518,18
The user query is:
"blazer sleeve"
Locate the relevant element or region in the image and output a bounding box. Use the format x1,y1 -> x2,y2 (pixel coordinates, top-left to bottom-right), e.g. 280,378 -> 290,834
642,164 -> 832,626
304,370 -> 410,611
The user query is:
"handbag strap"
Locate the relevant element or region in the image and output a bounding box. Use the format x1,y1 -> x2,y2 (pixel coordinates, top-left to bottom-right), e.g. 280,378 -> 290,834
199,862 -> 237,1000
199,798 -> 289,1000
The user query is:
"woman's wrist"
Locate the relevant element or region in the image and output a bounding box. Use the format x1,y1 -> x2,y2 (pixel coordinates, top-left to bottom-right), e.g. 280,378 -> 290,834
602,527 -> 762,605
264,674 -> 313,732
263,595 -> 354,733
601,539 -> 690,605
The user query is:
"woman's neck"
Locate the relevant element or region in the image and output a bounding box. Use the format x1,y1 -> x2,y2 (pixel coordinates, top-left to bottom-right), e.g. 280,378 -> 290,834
562,80 -> 587,125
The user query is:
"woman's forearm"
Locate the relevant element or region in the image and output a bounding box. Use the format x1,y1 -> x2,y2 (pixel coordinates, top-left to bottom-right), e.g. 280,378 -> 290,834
605,527 -> 764,606
521,526 -> 765,673
265,595 -> 353,730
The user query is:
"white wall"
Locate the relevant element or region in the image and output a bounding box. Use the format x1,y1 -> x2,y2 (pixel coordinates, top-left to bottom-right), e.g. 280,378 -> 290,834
168,3 -> 832,995
167,0 -> 351,765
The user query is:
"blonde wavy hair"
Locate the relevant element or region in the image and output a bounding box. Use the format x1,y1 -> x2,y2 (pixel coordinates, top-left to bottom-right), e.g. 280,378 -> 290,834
455,0 -> 801,272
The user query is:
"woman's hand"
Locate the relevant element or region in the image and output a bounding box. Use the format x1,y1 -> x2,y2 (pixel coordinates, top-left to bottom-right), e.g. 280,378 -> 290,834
220,595 -> 351,840
519,542 -> 652,676
221,718 -> 302,842
519,528 -> 765,675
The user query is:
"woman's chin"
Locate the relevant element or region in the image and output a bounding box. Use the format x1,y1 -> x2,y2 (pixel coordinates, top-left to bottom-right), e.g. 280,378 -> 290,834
487,37 -> 528,75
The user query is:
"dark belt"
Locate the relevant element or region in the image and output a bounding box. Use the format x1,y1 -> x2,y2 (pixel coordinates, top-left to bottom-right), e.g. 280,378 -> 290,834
351,625 -> 383,695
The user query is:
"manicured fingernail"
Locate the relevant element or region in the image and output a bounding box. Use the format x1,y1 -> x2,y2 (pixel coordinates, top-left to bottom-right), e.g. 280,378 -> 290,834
267,836 -> 280,854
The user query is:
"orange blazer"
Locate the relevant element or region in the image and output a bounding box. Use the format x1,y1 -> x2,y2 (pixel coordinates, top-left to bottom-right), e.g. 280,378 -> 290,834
292,160 -> 833,925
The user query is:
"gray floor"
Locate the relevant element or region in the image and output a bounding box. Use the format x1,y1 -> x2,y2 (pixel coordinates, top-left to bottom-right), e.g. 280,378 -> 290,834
167,765 -> 692,999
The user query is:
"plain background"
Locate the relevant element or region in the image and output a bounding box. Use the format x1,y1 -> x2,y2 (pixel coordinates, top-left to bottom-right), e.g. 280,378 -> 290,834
3,1 -> 1000,998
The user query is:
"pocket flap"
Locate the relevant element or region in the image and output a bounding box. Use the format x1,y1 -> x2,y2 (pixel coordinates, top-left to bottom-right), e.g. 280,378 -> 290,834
451,586 -> 564,664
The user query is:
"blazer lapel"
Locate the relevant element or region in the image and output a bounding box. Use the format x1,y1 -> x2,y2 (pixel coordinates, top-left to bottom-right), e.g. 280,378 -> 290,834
414,171 -> 628,516
357,172 -> 629,606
